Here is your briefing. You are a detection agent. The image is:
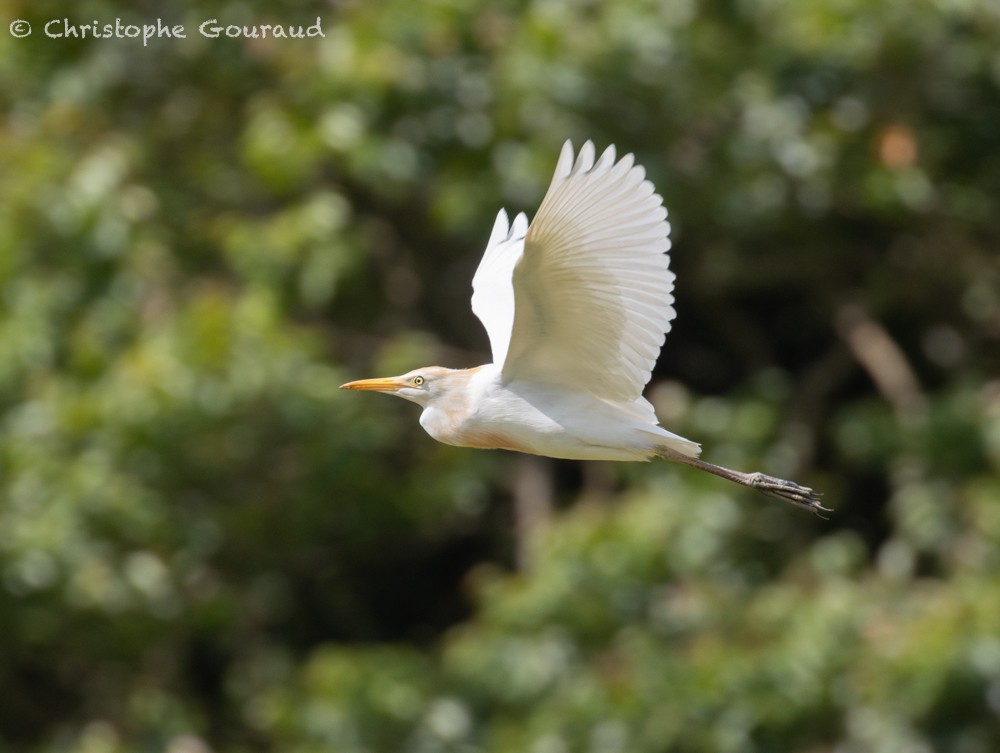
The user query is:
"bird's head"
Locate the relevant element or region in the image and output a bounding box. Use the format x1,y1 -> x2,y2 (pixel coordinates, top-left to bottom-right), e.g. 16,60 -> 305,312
340,366 -> 459,408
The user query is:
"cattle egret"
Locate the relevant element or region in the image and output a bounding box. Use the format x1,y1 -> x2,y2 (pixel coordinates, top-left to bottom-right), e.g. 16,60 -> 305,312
342,141 -> 825,513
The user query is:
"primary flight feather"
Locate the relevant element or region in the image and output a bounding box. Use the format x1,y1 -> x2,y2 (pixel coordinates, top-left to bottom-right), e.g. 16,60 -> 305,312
342,141 -> 825,513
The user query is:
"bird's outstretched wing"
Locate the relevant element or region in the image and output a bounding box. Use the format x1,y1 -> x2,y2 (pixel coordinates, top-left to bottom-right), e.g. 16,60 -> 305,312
471,208 -> 529,369
471,140 -> 676,402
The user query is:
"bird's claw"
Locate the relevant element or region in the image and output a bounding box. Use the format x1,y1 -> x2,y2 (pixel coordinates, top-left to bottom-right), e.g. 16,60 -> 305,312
748,472 -> 830,516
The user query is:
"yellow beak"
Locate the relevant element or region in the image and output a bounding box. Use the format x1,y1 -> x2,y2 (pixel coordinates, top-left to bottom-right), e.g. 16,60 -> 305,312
339,376 -> 406,392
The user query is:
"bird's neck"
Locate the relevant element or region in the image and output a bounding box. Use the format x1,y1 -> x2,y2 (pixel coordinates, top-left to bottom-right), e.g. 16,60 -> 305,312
418,364 -> 493,438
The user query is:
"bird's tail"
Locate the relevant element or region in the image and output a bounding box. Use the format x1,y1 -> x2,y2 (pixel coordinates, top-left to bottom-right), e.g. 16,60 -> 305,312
624,397 -> 701,459
648,430 -> 701,459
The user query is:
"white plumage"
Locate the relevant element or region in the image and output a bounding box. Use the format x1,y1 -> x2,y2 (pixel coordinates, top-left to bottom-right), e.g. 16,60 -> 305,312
343,141 -> 824,512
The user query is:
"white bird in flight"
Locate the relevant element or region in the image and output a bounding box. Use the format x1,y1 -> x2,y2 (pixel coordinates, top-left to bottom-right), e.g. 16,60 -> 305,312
342,141 -> 825,513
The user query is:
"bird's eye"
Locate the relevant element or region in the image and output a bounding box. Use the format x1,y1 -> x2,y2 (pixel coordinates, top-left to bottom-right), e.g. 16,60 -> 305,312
412,375 -> 425,386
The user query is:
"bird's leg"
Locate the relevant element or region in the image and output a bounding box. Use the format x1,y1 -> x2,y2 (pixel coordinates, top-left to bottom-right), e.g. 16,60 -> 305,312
657,448 -> 829,515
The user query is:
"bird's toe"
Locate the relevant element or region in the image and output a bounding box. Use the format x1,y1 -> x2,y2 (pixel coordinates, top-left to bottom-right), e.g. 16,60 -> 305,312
748,472 -> 830,516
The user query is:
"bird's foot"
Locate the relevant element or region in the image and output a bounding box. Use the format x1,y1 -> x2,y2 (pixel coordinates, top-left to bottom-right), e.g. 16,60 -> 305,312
748,472 -> 830,516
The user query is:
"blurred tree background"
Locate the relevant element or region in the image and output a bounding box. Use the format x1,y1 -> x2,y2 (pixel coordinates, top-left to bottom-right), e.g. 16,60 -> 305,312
1,0 -> 999,750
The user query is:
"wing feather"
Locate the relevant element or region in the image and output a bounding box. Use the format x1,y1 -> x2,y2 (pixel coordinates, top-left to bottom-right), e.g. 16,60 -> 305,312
470,209 -> 529,366
500,140 -> 677,401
